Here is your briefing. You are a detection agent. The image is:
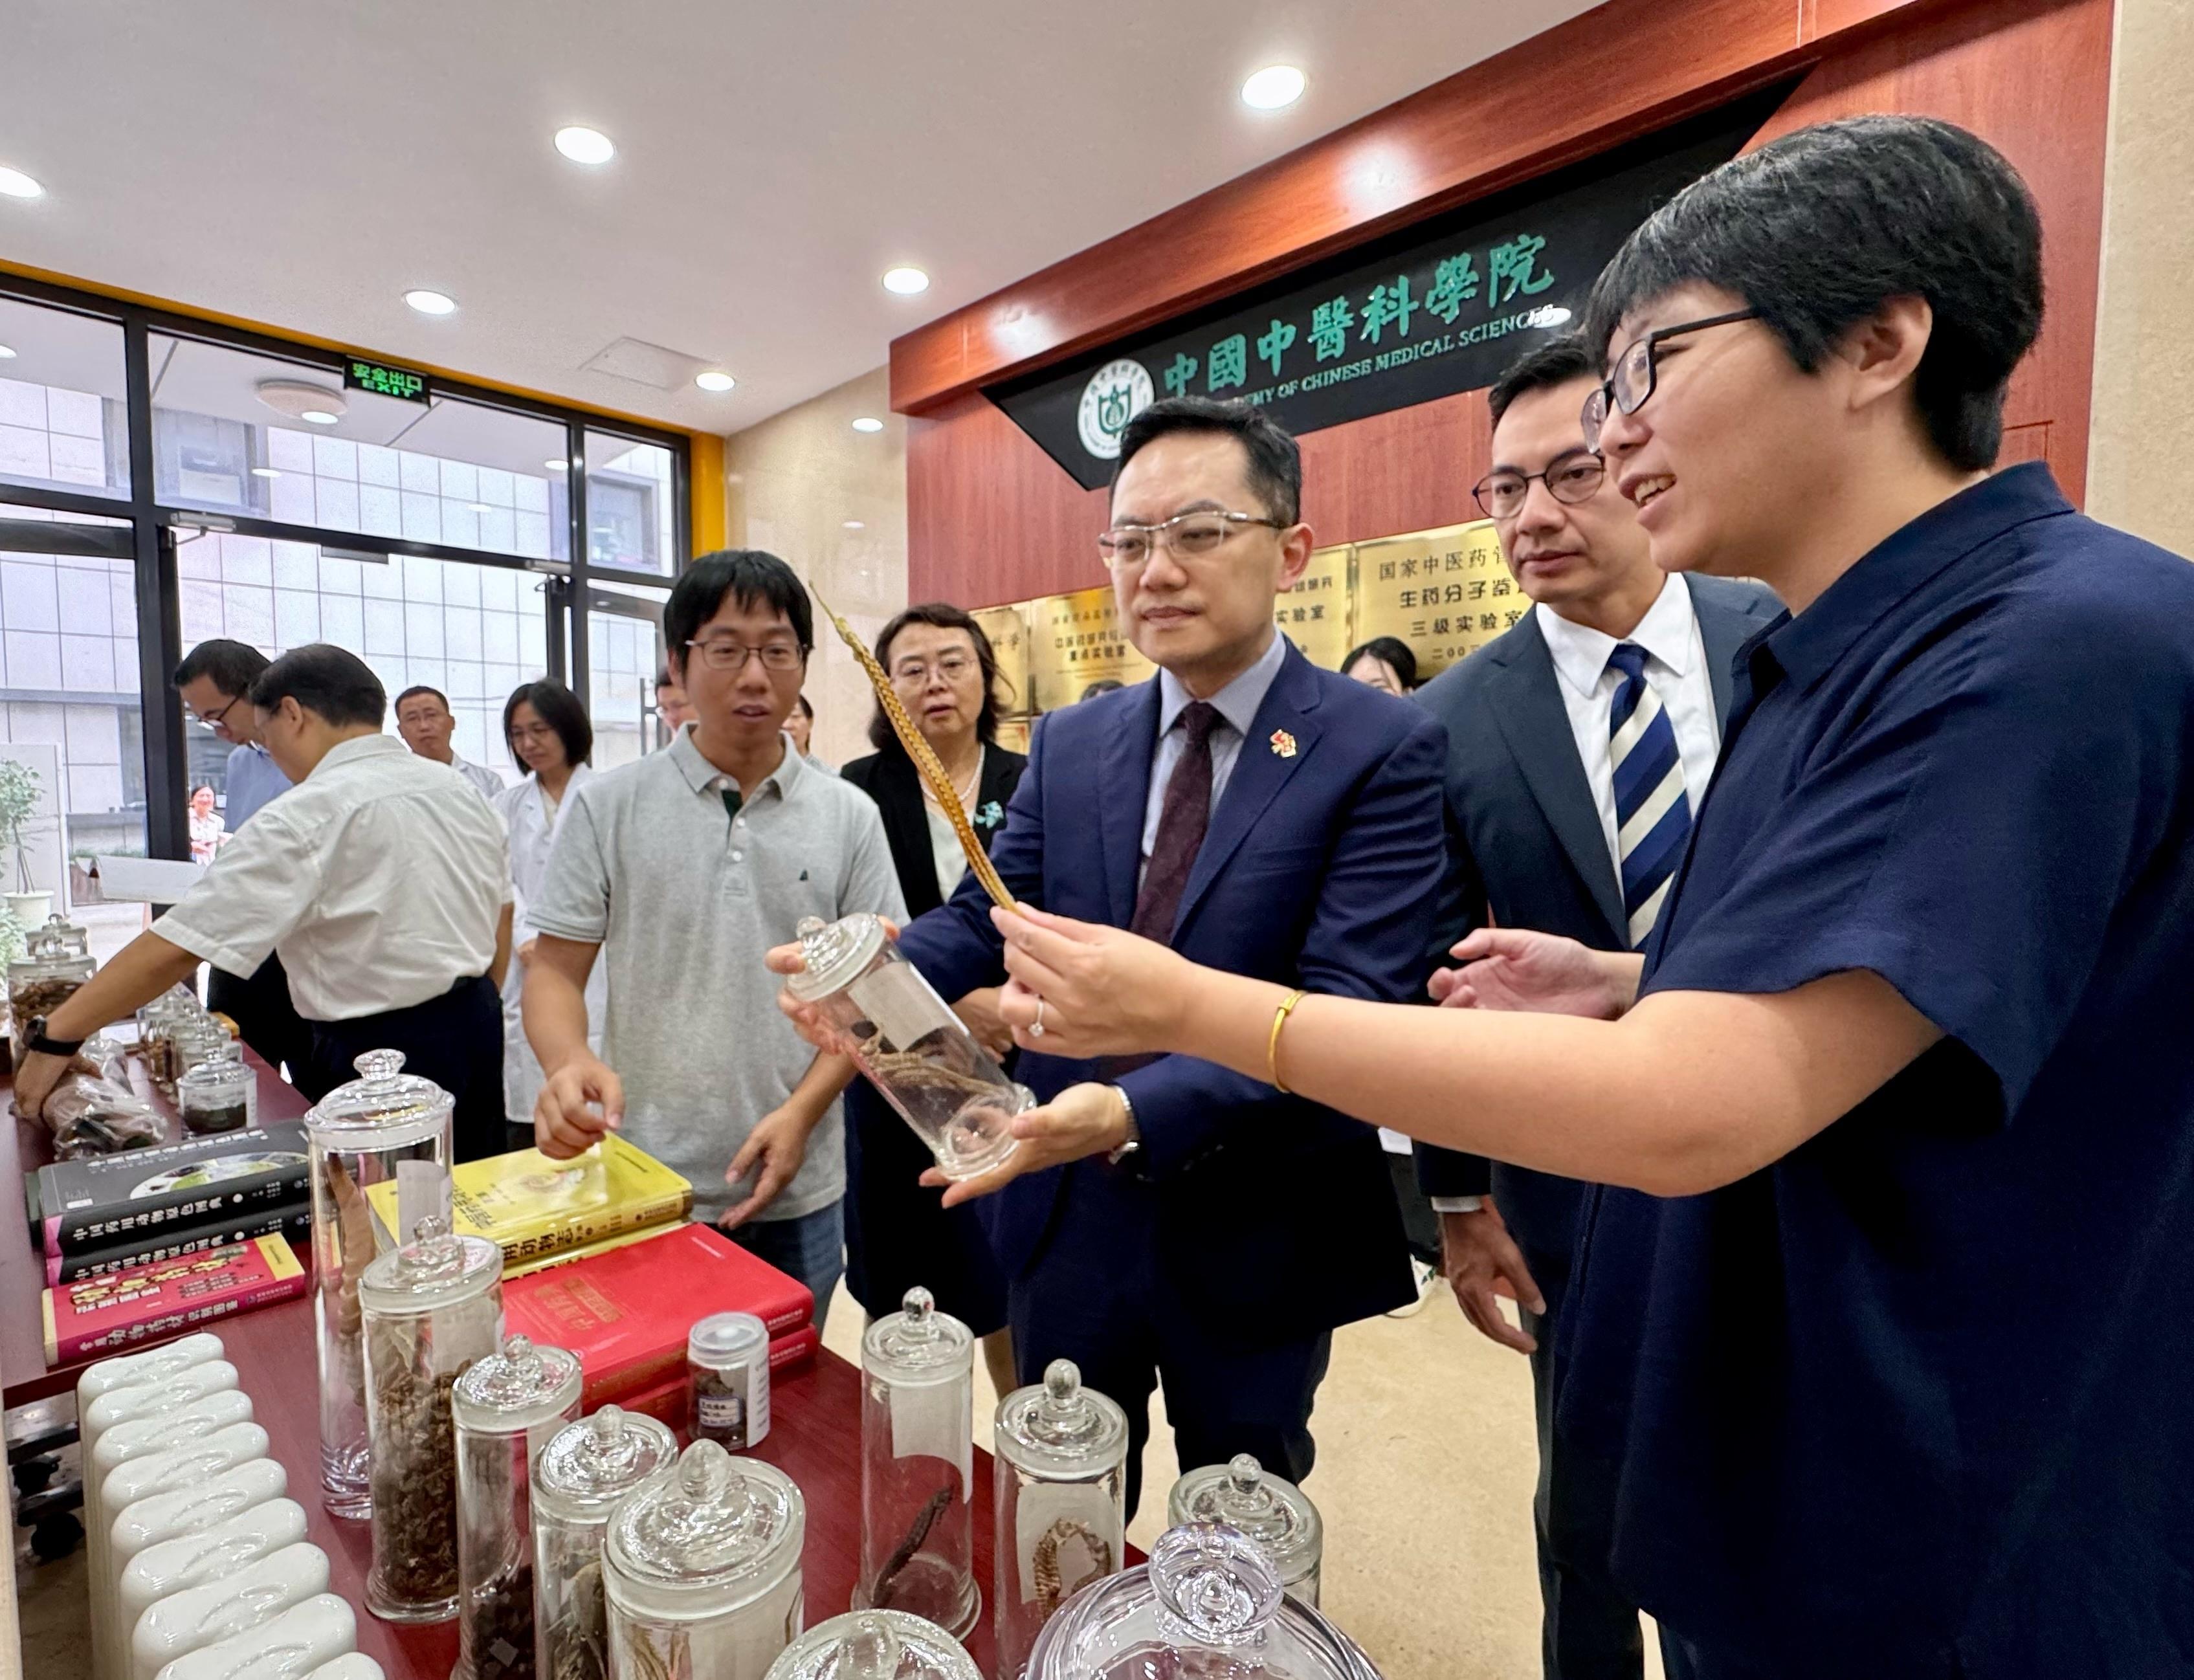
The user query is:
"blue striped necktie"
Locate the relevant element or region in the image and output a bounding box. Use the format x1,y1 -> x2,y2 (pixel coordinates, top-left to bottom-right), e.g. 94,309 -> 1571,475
1606,642 -> 1690,947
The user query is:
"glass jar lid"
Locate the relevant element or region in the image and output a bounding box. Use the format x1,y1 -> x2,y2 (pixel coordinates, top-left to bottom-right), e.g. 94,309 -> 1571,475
176,1055 -> 253,1100
995,1360 -> 1129,1479
763,1609 -> 982,1680
452,1333 -> 582,1433
357,1215 -> 501,1318
304,1048 -> 453,1150
862,1287 -> 972,1382
782,912 -> 887,1002
535,1404 -> 678,1523
20,912 -> 91,963
689,1310 -> 770,1369
604,1440 -> 804,1604
1167,1454 -> 1322,1585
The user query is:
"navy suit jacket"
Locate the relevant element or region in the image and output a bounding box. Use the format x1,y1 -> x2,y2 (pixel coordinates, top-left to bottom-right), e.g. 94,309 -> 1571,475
1413,575 -> 1782,1285
896,638 -> 1448,1347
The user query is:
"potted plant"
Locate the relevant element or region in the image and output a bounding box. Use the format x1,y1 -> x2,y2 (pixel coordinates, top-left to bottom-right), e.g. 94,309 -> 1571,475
0,760 -> 52,927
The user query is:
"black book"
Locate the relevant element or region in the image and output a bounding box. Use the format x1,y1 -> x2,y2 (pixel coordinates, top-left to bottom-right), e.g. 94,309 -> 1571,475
34,1122 -> 311,1258
46,1207 -> 311,1285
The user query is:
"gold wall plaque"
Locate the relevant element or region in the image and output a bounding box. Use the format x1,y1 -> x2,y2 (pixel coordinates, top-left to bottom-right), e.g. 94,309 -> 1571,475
1352,518 -> 1519,681
971,602 -> 1032,717
992,716 -> 1031,755
1025,583 -> 1156,712
1272,544 -> 1354,670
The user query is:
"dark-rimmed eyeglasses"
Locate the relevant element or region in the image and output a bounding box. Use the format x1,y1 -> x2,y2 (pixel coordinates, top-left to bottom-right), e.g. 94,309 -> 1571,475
684,637 -> 806,673
1472,452 -> 1606,520
1581,309 -> 1761,449
1098,509 -> 1285,571
189,693 -> 244,730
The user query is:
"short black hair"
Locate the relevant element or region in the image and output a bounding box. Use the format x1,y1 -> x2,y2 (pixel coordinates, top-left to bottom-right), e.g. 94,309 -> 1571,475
1487,336 -> 1601,432
870,602 -> 1003,750
793,693 -> 815,720
655,668 -> 678,693
249,645 -> 386,728
664,549 -> 812,680
393,685 -> 450,714
1342,637 -> 1419,690
1113,396 -> 1302,525
1581,115 -> 2043,473
173,639 -> 269,698
1079,679 -> 1124,702
502,679 -> 592,769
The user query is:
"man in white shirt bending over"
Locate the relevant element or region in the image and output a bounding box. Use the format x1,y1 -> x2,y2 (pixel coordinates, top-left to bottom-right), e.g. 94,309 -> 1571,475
14,645 -> 516,1162
395,684 -> 506,800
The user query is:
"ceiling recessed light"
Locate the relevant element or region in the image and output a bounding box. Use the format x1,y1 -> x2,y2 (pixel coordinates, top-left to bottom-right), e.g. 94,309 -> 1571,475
0,344 -> 16,359
300,410 -> 340,426
0,166 -> 44,200
842,520 -> 865,531
1241,65 -> 1307,109
404,289 -> 458,316
250,467 -> 281,479
881,267 -> 930,296
544,458 -> 569,472
851,417 -> 885,434
554,126 -> 615,166
694,370 -> 737,393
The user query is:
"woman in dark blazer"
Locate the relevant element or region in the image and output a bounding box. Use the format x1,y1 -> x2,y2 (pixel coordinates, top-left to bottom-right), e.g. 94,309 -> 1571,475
839,602 -> 1027,1393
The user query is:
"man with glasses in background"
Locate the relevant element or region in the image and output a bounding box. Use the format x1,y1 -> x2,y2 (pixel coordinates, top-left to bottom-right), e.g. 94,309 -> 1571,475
524,549 -> 901,1322
777,396 -> 1448,1516
1412,337 -> 1777,1680
173,638 -> 309,1080
394,685 -> 506,799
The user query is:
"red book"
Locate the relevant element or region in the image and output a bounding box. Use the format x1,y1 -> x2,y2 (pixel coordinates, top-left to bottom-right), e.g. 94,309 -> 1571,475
502,1222 -> 813,1410
614,1326 -> 822,1432
41,1234 -> 307,1365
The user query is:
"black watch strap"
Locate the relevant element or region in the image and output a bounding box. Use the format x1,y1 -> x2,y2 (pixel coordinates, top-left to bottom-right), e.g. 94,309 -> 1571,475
24,1017 -> 83,1058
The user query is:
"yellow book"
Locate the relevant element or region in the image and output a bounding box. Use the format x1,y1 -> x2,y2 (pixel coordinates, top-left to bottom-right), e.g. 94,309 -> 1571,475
366,1134 -> 691,1271
502,1221 -> 692,1279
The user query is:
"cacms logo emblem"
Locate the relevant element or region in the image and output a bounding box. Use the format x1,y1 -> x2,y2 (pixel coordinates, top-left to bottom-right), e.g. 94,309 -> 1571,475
1077,359 -> 1154,461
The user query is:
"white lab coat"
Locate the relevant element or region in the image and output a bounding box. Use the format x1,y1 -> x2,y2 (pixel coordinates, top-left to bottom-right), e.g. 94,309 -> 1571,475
494,768 -> 606,1126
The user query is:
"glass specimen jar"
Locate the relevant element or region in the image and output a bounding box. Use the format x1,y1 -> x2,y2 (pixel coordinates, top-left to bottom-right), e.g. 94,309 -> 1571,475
532,1404 -> 677,1680
603,1439 -> 805,1680
176,1043 -> 256,1134
1166,1453 -> 1325,1606
993,1360 -> 1130,1679
453,1333 -> 583,1680
359,1214 -> 503,1623
782,913 -> 1025,1179
763,1609 -> 982,1680
854,1286 -> 979,1639
688,1310 -> 771,1450
8,912 -> 94,1028
304,1048 -> 454,1517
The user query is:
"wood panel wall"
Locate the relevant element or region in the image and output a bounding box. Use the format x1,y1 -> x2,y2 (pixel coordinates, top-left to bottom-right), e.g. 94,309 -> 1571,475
903,0 -> 2111,610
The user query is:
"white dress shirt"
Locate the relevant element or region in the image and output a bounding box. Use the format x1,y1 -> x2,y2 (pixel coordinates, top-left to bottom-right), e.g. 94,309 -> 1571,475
155,734 -> 512,1022
450,754 -> 507,801
1140,629 -> 1290,872
495,768 -> 604,1122
1536,575 -> 1722,871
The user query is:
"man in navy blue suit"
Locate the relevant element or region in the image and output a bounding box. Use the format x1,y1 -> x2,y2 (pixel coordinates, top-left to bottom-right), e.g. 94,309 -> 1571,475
1413,337 -> 1778,1680
843,397 -> 1447,1516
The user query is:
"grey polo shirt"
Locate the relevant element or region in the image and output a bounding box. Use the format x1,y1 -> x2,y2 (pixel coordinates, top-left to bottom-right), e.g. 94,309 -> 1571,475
531,728 -> 905,1224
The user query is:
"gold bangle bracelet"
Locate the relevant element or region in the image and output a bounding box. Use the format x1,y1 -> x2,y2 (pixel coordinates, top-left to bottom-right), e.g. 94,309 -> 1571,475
1269,988 -> 1309,1095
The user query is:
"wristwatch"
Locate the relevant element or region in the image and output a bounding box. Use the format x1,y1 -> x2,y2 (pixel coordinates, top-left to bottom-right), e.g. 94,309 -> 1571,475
23,1017 -> 84,1058
1105,1084 -> 1142,1167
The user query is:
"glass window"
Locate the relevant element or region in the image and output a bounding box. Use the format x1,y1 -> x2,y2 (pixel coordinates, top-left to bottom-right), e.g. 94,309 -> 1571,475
150,335 -> 570,560
584,431 -> 678,576
0,297 -> 131,501
585,579 -> 667,771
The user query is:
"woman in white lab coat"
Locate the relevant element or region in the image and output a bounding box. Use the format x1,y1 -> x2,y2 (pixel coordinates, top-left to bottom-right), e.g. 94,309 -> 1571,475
493,680 -> 604,1144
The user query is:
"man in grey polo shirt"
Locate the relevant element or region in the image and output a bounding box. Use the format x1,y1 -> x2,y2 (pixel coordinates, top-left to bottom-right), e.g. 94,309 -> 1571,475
525,550 -> 903,1321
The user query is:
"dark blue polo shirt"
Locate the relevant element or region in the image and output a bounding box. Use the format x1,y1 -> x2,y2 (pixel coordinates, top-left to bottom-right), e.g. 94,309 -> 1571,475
1553,465 -> 2194,1678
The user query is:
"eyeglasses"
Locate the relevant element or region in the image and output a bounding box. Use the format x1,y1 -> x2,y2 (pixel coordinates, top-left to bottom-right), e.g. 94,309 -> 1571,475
1580,308 -> 1761,449
190,693 -> 243,729
1472,452 -> 1606,520
684,638 -> 806,672
1098,509 -> 1285,571
891,654 -> 977,686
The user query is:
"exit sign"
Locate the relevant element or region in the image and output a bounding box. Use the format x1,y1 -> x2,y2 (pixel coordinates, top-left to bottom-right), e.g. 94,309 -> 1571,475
342,356 -> 430,404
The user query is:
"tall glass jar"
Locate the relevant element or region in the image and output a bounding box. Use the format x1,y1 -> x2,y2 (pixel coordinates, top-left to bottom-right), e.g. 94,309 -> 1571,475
603,1440 -> 804,1680
8,912 -> 94,1030
305,1048 -> 454,1518
452,1334 -> 583,1680
533,1405 -> 677,1680
782,914 -> 1025,1179
1024,1522 -> 1382,1680
359,1215 -> 503,1623
854,1287 -> 979,1638
763,1610 -> 982,1680
1166,1453 -> 1324,1606
993,1361 -> 1130,1679
177,1044 -> 256,1135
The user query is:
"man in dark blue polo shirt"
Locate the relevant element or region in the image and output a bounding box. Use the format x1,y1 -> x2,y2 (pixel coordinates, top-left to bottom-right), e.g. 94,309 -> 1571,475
947,116 -> 2194,1679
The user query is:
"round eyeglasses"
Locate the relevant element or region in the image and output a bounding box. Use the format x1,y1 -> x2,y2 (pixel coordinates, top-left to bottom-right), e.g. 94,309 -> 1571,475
1580,308 -> 1761,449
1472,453 -> 1606,520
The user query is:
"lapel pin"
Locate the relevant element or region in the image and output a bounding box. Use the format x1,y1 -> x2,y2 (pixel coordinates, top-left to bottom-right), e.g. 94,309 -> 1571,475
1269,729 -> 1298,759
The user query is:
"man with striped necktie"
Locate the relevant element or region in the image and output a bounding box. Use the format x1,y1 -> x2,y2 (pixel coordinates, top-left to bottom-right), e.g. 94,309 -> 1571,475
1413,336 -> 1777,1680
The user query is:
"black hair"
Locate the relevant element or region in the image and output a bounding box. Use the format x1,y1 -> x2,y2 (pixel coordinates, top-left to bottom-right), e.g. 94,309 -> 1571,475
502,679 -> 592,769
1113,396 -> 1302,525
664,550 -> 813,678
173,639 -> 269,698
655,668 -> 678,692
1342,637 -> 1419,690
1487,335 -> 1601,432
794,693 -> 815,720
1079,679 -> 1125,702
249,644 -> 386,728
393,685 -> 450,714
1581,115 -> 2043,473
870,602 -> 1002,750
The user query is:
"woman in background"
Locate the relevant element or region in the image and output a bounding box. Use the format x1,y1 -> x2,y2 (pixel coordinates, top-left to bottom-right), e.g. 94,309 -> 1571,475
494,680 -> 603,1150
1342,636 -> 1418,696
186,784 -> 225,864
839,602 -> 1026,1393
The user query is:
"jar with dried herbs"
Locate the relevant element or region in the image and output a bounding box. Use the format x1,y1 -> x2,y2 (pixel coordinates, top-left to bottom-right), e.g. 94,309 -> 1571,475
854,1287 -> 979,1639
533,1404 -> 676,1680
8,912 -> 93,1032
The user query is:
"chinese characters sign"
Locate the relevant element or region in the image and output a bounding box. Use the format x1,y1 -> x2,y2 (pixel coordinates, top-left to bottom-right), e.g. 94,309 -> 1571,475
1271,546 -> 1353,669
1353,522 -> 1518,676
341,355 -> 430,404
971,602 -> 1032,713
987,106 -> 1763,489
1024,585 -> 1157,711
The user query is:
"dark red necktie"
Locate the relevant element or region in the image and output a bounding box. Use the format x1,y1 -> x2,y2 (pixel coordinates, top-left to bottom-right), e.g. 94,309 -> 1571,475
1130,702 -> 1220,945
